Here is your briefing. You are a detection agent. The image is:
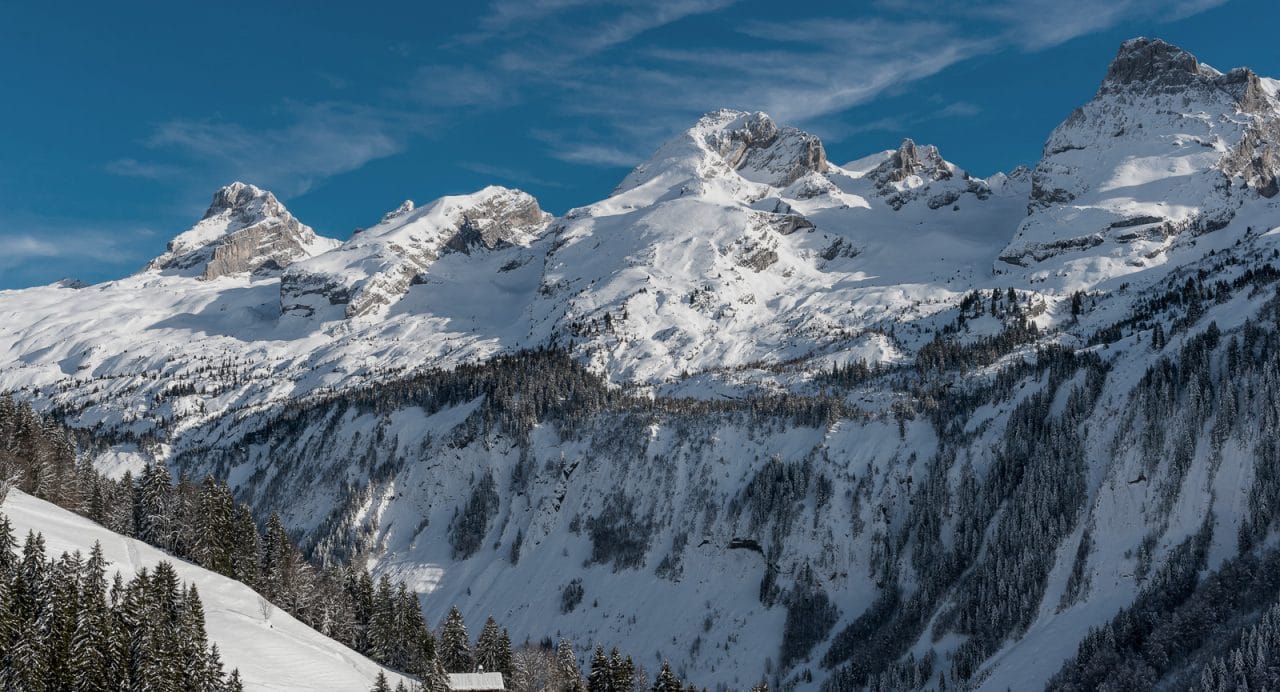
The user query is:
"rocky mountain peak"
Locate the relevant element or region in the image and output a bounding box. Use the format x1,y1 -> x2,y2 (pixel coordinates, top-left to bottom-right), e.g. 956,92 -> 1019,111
147,182 -> 335,280
380,200 -> 415,224
698,110 -> 827,187
200,182 -> 284,222
614,110 -> 827,195
868,138 -> 952,185
1100,38 -> 1209,93
280,186 -> 549,319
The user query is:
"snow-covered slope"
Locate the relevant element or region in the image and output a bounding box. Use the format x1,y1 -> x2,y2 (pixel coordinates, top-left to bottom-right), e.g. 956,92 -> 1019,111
281,186 -> 550,319
0,489 -> 406,691
2,36 -> 1280,692
999,38 -> 1280,287
531,111 -> 1029,383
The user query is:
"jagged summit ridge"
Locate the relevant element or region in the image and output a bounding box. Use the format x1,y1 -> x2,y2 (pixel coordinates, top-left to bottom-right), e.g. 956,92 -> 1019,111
280,185 -> 549,319
698,109 -> 827,186
1100,37 -> 1218,93
200,181 -> 280,221
147,182 -> 337,280
613,109 -> 827,196
867,138 -> 953,186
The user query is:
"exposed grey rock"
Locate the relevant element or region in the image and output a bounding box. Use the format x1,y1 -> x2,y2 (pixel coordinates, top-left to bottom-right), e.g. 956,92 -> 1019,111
443,192 -> 548,254
868,139 -> 953,188
148,182 -> 331,280
280,187 -> 550,319
380,200 -> 415,224
1099,37 -> 1211,95
700,111 -> 828,187
767,213 -> 815,236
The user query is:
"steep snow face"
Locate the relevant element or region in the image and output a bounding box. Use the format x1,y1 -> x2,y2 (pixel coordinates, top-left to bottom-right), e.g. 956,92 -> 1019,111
280,186 -> 549,319
534,117 -> 1028,384
999,38 -> 1280,284
1,489 -> 407,691
0,118 -> 1033,436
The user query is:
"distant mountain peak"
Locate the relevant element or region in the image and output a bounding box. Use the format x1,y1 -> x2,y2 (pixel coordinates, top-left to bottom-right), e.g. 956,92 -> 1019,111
280,185 -> 549,319
1100,37 -> 1214,93
201,181 -> 282,222
147,182 -> 336,280
868,138 -> 954,186
696,109 -> 827,186
380,200 -> 415,224
615,109 -> 827,195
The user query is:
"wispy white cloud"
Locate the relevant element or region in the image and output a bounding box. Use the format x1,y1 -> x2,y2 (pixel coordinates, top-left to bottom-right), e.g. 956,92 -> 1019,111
106,0 -> 1233,193
550,143 -> 642,167
882,0 -> 1232,50
477,0 -> 612,34
104,158 -> 185,180
459,161 -> 570,188
481,0 -> 739,75
483,0 -> 1228,165
144,102 -> 418,196
0,226 -> 152,273
410,65 -> 515,108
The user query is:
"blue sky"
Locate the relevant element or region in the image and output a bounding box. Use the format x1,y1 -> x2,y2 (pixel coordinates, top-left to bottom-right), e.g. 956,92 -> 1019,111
1,0 -> 1277,288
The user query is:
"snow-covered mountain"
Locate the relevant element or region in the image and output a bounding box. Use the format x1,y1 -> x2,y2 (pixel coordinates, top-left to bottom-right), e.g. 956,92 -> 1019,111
281,186 -> 550,320
999,38 -> 1280,283
4,37 -> 1280,691
0,489 -> 407,691
147,182 -> 339,280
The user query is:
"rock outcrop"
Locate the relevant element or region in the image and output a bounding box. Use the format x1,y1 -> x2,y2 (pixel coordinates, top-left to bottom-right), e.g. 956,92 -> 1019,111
147,183 -> 336,280
280,186 -> 549,319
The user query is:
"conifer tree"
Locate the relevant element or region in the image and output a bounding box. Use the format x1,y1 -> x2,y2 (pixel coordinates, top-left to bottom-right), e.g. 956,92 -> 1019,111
587,645 -> 611,692
371,670 -> 392,692
135,463 -> 174,550
422,655 -> 451,692
497,628 -> 513,678
476,615 -> 509,674
69,544 -> 111,691
651,661 -> 681,692
439,606 -> 473,673
369,574 -> 397,664
556,639 -> 583,691
610,649 -> 634,692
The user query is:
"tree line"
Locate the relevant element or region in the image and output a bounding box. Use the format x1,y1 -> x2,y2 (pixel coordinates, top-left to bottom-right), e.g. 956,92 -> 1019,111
0,515 -> 238,691
2,395 -> 713,691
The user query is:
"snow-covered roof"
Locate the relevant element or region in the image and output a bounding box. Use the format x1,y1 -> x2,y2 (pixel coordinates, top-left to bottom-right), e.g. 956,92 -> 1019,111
448,672 -> 505,691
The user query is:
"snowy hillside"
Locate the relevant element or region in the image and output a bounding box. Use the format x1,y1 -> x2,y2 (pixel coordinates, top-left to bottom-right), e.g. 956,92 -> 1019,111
0,489 -> 407,691
3,37 -> 1280,691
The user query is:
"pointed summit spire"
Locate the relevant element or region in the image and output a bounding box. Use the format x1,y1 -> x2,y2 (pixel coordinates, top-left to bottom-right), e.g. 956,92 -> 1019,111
1099,37 -> 1218,95
147,182 -> 336,279
201,182 -> 281,221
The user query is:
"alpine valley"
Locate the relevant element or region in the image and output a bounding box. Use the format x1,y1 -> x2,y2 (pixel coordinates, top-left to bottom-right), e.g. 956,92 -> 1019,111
5,37 -> 1280,690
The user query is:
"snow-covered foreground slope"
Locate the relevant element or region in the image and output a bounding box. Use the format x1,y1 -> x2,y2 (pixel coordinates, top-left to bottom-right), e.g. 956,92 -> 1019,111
0,489 -> 407,692
2,37 -> 1280,691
